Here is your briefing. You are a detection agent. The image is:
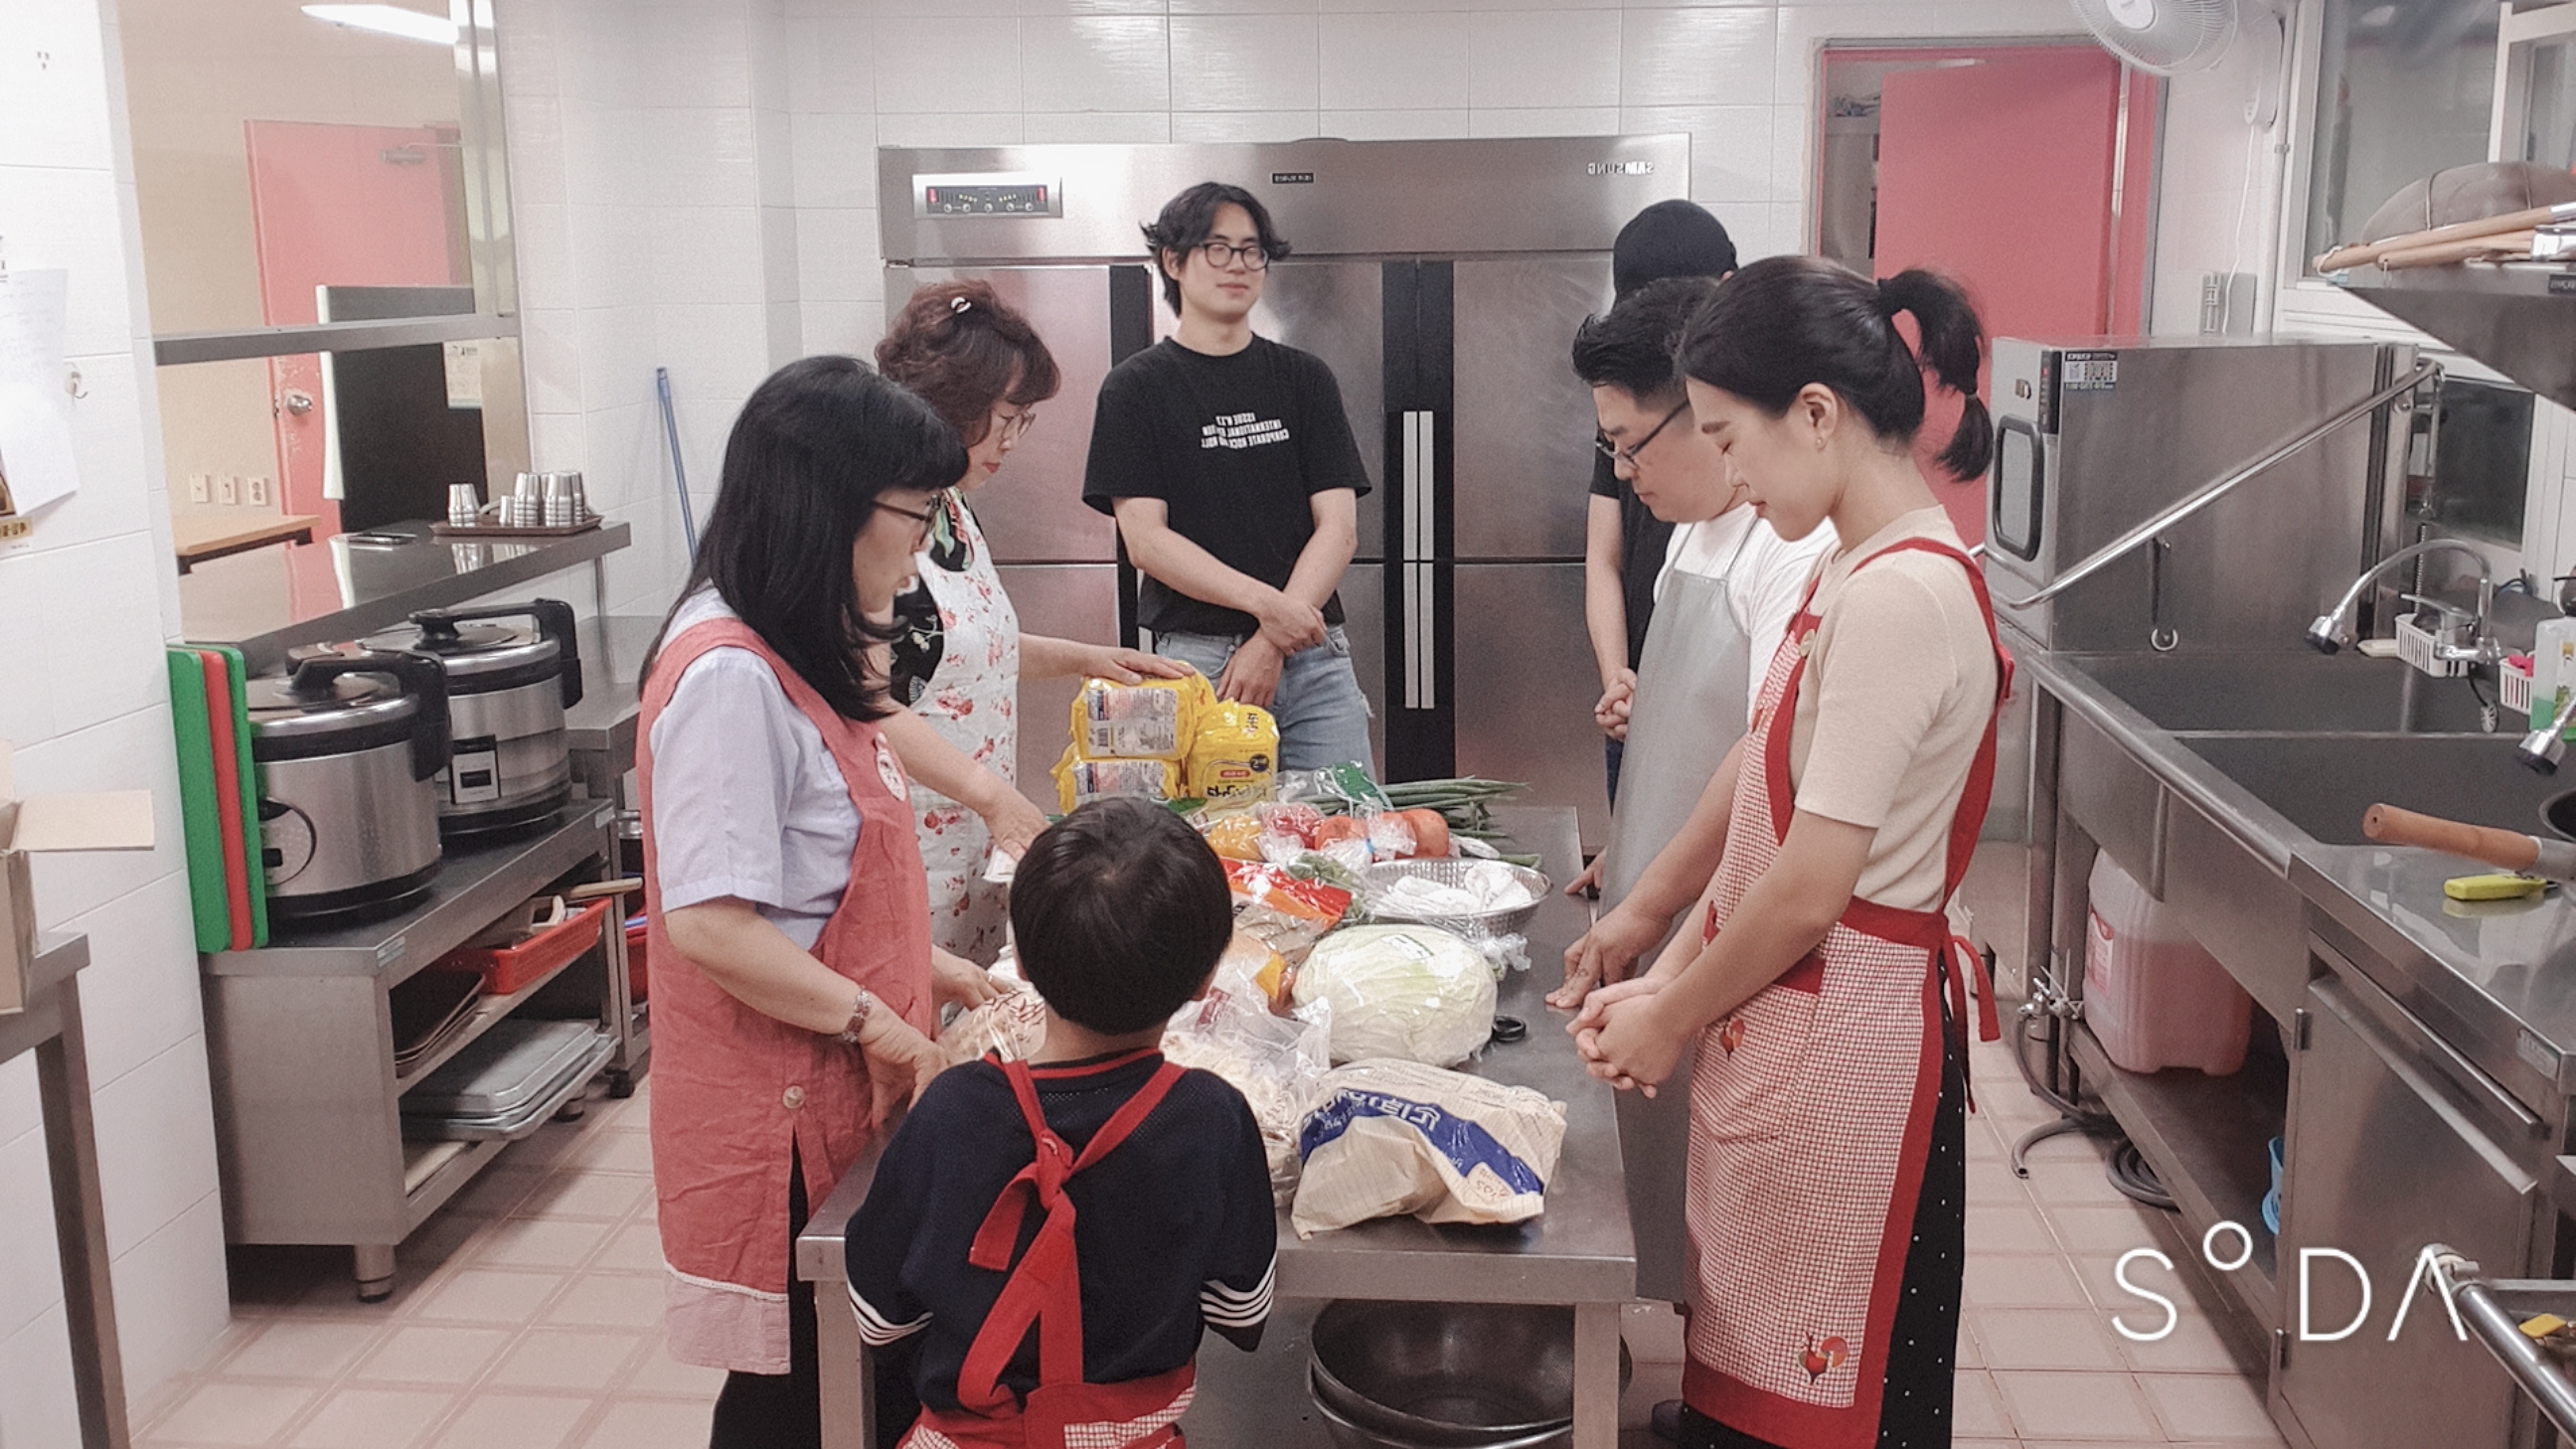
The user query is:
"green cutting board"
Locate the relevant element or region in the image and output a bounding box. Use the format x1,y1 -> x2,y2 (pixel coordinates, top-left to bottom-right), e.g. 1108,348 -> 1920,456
165,648 -> 228,953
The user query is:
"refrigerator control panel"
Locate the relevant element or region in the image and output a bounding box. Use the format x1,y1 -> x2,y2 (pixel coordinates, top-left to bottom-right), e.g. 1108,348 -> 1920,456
913,173 -> 1062,219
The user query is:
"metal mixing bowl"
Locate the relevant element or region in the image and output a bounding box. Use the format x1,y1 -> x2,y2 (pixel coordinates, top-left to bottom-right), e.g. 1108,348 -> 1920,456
1361,860 -> 1550,941
1308,1379 -> 1569,1449
1308,1300 -> 1581,1443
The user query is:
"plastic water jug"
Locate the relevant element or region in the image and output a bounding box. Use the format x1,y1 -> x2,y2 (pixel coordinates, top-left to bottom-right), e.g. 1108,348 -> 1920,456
2083,854 -> 2252,1075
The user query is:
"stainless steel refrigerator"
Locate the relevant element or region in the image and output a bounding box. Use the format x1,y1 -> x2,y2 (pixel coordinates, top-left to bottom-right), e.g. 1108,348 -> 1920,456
879,137 -> 1688,843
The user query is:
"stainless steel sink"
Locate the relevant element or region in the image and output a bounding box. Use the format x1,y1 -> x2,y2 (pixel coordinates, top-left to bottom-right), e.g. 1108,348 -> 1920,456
2177,732 -> 2566,845
2066,652 -> 2496,734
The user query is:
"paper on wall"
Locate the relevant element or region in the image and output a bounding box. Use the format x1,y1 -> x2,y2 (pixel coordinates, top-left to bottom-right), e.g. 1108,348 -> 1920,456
0,270 -> 79,536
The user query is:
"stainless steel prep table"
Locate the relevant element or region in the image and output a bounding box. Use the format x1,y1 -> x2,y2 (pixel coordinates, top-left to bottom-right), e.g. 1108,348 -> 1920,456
795,804 -> 1636,1449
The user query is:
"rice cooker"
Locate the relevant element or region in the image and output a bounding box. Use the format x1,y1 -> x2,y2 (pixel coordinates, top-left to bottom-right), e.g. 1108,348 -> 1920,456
363,599 -> 584,839
246,652 -> 450,924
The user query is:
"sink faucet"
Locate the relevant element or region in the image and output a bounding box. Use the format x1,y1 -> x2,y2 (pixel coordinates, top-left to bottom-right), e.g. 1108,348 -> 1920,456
2307,538 -> 2499,663
2522,693 -> 2576,773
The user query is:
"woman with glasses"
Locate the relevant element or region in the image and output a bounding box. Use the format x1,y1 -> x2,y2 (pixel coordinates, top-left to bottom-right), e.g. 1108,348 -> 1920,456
873,281 -> 1188,963
1083,181 -> 1377,774
634,358 -> 1003,1449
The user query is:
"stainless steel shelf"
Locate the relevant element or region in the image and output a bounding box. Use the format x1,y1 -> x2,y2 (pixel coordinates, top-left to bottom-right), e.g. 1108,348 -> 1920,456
392,927 -> 611,1090
563,612 -> 661,804
153,312 -> 520,367
2336,263 -> 2576,414
2068,1023 -> 2285,1330
207,803 -> 615,981
176,520 -> 629,675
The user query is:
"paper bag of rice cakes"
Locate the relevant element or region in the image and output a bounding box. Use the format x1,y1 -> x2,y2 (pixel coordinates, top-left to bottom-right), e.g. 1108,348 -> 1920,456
1290,1058 -> 1566,1238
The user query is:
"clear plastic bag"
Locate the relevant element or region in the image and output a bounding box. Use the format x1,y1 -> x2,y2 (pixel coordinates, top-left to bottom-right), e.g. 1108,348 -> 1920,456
1164,969 -> 1333,1206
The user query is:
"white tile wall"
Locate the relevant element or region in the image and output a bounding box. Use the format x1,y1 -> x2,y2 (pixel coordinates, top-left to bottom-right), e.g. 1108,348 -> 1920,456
0,0 -> 232,1434
505,0 -> 2296,618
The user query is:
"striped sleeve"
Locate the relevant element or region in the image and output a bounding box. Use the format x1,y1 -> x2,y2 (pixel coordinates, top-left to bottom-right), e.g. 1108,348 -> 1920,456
851,1284 -> 931,1348
1201,1257 -> 1274,1333
1201,1081 -> 1281,1353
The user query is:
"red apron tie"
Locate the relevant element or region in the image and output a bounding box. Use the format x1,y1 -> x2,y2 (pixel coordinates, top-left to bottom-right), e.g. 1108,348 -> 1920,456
919,1053 -> 1193,1449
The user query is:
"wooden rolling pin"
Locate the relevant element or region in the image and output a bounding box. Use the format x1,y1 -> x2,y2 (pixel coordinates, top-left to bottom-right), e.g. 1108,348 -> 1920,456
2379,231 -> 2537,270
2316,200 -> 2576,271
2362,803 -> 2576,881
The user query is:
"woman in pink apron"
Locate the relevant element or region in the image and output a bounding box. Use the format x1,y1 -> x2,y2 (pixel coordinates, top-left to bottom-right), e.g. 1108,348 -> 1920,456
639,357 -> 1003,1449
874,282 -> 1190,961
1573,256 -> 2005,1449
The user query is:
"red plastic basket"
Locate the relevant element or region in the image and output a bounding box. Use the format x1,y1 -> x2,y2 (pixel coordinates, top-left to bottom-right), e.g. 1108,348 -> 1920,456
435,898 -> 612,996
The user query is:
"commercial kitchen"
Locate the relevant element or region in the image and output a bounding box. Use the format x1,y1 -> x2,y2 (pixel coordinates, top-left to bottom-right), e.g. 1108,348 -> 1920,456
19,2 -> 2576,1448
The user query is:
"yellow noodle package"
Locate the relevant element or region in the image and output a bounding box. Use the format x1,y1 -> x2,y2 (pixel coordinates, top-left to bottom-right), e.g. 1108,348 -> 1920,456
1050,747 -> 1183,814
1068,674 -> 1214,763
1186,701 -> 1279,805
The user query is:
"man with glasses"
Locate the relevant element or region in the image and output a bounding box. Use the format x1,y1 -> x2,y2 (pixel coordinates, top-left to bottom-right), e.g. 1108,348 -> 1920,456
1586,201 -> 1740,805
1084,182 -> 1376,773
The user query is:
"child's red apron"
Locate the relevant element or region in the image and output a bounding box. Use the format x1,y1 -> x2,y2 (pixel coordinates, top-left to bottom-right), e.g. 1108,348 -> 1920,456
638,617 -> 936,1373
1680,540 -> 2007,1449
902,1051 -> 1199,1449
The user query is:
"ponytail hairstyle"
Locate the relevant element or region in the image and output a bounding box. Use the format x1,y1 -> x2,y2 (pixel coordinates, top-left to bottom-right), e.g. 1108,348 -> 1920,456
1677,255 -> 1993,482
875,280 -> 1061,446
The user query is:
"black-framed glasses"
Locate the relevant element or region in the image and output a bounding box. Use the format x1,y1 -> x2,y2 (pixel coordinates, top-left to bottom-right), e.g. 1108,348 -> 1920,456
1595,401 -> 1690,468
991,406 -> 1038,445
875,498 -> 938,543
1195,240 -> 1271,271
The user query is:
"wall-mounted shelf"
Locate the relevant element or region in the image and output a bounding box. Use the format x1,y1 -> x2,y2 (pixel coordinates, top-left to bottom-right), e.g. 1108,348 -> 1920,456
2336,263 -> 2576,415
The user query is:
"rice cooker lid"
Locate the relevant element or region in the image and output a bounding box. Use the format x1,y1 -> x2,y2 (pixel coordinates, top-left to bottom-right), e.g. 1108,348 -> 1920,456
363,616 -> 561,692
243,669 -> 420,745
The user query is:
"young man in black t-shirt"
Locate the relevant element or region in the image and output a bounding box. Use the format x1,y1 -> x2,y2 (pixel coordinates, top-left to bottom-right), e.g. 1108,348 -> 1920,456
1081,182 -> 1376,775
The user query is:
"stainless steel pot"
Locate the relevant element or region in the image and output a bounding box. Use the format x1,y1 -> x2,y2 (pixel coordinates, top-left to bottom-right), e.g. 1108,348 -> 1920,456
246,652 -> 450,924
364,599 -> 583,839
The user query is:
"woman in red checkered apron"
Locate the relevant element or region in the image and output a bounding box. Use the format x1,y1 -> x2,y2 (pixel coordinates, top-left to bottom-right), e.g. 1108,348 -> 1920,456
1573,256 -> 2006,1449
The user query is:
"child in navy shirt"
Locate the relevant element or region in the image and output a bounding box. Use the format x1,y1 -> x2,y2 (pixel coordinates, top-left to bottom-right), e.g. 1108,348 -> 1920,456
845,798 -> 1277,1449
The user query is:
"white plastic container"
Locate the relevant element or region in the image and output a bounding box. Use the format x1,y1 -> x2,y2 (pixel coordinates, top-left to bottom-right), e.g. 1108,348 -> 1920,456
2083,854 -> 2253,1075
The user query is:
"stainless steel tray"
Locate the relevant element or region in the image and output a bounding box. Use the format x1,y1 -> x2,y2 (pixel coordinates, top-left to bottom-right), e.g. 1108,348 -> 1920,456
402,1020 -> 605,1116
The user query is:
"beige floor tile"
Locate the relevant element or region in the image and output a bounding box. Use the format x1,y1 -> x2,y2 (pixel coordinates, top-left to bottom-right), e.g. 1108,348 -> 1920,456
577,1396 -> 711,1449
1962,1118 -> 2008,1163
1965,1250 -> 2094,1309
516,1170 -> 653,1223
2023,1155 -> 2137,1208
619,1333 -> 729,1399
472,1217 -> 614,1271
1953,1323 -> 1981,1368
564,1128 -> 655,1174
217,1316 -> 384,1381
593,1222 -> 667,1274
1964,1158 -> 2032,1207
2137,1369 -> 2288,1442
2043,1202 -> 2169,1255
1963,1199 -> 2055,1255
443,1165 -> 546,1219
544,1271 -> 667,1329
410,1268 -> 567,1326
426,1392 -> 595,1449
488,1328 -> 652,1391
352,1325 -> 514,1386
287,1386 -> 456,1449
2118,1310 -> 2252,1375
1951,1368 -> 2012,1438
154,1380 -> 318,1445
1971,1307 -> 2127,1371
1992,1368 -> 2164,1439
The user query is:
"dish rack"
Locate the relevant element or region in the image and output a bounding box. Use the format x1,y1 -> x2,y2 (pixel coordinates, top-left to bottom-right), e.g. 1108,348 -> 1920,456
2504,659 -> 2537,719
1362,859 -> 1550,941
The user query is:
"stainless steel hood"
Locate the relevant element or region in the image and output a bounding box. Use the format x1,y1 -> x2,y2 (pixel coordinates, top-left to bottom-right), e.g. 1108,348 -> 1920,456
2338,264 -> 2576,412
879,136 -> 1690,263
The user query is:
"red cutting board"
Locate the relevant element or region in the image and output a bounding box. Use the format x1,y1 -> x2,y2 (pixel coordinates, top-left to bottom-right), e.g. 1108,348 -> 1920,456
199,650 -> 252,950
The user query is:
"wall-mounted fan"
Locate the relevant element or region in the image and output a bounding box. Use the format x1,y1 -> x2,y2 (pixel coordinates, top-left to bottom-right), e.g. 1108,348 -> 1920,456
2067,0 -> 2289,125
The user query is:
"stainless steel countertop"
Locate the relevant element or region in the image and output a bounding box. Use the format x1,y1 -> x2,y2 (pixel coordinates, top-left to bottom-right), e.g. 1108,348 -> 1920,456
175,520 -> 629,674
796,803 -> 1636,1305
564,613 -> 663,768
2294,845 -> 2576,1107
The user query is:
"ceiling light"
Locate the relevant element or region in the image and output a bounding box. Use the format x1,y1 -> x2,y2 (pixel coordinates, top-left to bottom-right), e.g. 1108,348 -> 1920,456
300,5 -> 459,46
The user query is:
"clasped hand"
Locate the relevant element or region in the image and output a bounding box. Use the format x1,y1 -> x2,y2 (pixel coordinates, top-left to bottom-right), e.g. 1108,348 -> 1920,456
1565,974 -> 1686,1096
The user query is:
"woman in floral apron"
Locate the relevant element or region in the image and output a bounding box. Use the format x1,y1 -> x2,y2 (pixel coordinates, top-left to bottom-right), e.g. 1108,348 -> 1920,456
1573,256 -> 2005,1449
875,283 -> 1189,962
639,358 -> 1003,1449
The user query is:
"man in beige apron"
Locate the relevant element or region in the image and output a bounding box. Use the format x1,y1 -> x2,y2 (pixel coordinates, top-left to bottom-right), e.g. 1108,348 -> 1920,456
1555,278 -> 1834,1309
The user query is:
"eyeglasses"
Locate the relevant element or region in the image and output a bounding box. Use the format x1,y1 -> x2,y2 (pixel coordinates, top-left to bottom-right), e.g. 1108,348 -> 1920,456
1194,240 -> 1271,272
991,407 -> 1038,445
875,498 -> 938,544
1595,401 -> 1690,469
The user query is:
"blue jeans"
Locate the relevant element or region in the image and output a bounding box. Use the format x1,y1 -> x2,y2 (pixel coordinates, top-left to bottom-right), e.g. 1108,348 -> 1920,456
1155,625 -> 1376,776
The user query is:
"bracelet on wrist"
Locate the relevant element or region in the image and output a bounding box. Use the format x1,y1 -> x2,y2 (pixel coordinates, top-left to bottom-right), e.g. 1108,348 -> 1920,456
836,988 -> 876,1046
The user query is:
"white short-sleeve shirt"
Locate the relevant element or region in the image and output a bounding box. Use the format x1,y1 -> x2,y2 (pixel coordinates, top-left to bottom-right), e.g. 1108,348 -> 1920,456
1653,503 -> 1838,713
646,588 -> 860,950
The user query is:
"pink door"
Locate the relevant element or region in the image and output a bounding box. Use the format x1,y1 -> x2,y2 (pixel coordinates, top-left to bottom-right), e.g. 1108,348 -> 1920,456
1867,49 -> 2156,544
244,120 -> 464,541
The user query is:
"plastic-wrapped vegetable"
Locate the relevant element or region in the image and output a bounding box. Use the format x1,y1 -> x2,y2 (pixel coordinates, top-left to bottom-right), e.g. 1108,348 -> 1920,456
1291,1058 -> 1566,1236
1292,925 -> 1496,1066
1164,970 -> 1333,1206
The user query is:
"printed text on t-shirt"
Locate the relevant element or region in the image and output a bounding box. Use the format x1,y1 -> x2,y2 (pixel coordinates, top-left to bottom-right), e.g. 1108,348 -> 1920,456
1201,411 -> 1292,450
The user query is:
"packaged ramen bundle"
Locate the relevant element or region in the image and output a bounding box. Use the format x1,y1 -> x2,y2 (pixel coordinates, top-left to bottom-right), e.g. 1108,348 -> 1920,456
1050,751 -> 1182,813
1186,700 -> 1279,805
1054,673 -> 1217,811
